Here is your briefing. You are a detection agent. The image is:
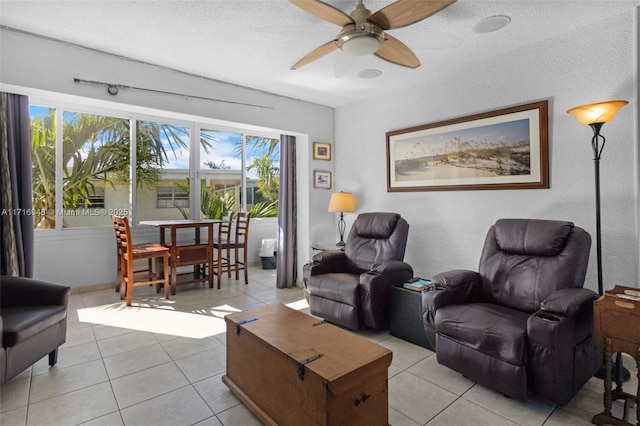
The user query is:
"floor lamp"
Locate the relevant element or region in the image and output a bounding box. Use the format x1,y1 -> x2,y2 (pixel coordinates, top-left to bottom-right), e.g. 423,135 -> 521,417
328,191 -> 358,249
567,99 -> 629,382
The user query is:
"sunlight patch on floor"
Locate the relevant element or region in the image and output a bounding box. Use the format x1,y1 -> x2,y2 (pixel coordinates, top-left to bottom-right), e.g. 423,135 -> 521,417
77,303 -> 227,339
285,298 -> 309,311
76,297 -> 309,339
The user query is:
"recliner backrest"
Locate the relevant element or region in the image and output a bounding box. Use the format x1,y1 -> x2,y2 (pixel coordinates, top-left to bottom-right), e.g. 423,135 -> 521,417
344,212 -> 409,273
478,218 -> 591,313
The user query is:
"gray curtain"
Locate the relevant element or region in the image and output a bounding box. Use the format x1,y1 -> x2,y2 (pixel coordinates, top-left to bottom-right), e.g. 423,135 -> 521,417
0,93 -> 34,277
276,134 -> 296,288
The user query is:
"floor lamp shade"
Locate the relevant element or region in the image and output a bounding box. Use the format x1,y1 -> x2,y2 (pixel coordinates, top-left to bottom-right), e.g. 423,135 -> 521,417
567,100 -> 628,125
328,192 -> 358,248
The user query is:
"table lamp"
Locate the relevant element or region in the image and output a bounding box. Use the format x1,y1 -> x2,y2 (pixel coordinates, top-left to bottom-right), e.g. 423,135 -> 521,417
328,191 -> 358,248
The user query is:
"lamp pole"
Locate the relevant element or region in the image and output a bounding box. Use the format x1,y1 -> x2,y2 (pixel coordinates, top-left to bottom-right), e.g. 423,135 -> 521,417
589,122 -> 605,296
589,122 -> 629,385
337,212 -> 347,249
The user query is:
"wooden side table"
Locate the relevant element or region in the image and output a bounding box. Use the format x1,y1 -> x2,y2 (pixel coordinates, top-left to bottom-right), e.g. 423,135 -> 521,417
592,285 -> 640,426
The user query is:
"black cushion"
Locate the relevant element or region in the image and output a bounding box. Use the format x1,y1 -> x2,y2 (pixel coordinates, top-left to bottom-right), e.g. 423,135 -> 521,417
480,220 -> 590,312
494,219 -> 573,256
345,213 -> 409,273
352,212 -> 400,239
2,305 -> 67,347
436,303 -> 529,365
306,273 -> 359,305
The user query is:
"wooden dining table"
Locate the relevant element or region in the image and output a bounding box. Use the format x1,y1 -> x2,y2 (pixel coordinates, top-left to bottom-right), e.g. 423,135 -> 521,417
139,219 -> 223,294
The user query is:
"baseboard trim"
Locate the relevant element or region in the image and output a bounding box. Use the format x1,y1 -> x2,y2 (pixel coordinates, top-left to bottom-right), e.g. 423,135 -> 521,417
69,282 -> 116,295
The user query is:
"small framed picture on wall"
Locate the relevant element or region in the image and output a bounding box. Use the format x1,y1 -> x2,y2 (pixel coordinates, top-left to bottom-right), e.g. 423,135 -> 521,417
313,141 -> 332,161
313,170 -> 332,189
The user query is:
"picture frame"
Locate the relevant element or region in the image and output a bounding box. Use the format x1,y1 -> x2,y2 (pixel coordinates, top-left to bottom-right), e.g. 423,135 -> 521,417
386,100 -> 549,192
313,141 -> 332,161
313,170 -> 332,189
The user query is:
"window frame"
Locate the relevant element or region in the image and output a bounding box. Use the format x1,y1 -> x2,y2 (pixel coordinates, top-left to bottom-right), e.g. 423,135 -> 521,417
26,92 -> 280,231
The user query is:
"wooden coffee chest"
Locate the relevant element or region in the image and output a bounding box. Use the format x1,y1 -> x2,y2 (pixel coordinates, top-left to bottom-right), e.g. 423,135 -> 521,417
222,303 -> 392,426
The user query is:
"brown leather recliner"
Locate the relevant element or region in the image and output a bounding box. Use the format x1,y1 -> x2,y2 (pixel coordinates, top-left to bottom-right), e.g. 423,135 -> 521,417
427,219 -> 600,406
0,276 -> 70,384
303,212 -> 413,330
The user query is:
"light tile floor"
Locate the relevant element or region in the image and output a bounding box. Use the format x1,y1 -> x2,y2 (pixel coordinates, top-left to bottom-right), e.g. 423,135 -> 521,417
0,266 -> 637,426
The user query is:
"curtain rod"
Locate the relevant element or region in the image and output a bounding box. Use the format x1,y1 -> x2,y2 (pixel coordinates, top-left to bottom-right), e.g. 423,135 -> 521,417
73,78 -> 274,109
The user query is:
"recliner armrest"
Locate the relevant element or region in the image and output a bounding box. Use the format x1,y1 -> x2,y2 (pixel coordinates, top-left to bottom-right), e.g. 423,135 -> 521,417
423,270 -> 482,325
369,260 -> 413,275
303,250 -> 347,279
540,288 -> 599,316
528,288 -> 598,346
359,261 -> 413,330
312,249 -> 345,264
0,276 -> 70,308
432,269 -> 481,290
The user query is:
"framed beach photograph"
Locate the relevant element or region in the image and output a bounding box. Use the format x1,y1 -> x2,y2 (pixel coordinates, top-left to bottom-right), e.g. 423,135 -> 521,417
386,100 -> 549,192
313,170 -> 332,189
313,141 -> 332,161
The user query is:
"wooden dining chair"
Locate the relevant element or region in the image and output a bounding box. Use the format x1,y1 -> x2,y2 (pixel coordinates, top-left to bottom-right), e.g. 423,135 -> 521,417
212,212 -> 251,288
112,215 -> 170,306
112,216 -> 153,294
212,212 -> 233,289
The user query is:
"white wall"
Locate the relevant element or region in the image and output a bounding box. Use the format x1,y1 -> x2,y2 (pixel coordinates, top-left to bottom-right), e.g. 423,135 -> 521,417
333,9 -> 639,293
1,28 -> 334,287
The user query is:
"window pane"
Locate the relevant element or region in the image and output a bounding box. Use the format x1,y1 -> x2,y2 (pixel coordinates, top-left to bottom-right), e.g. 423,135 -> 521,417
245,135 -> 280,217
136,121 -> 190,221
156,186 -> 189,208
199,129 -> 242,219
62,111 -> 130,228
30,105 -> 57,229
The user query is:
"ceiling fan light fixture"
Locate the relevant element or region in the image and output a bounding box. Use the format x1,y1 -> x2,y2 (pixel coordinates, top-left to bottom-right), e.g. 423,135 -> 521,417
342,36 -> 380,56
336,23 -> 384,56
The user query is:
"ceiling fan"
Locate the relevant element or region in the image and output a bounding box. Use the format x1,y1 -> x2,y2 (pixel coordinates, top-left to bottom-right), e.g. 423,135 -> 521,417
288,0 -> 456,70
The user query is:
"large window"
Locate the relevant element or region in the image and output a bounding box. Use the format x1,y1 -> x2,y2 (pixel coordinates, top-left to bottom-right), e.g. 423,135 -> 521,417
245,135 -> 280,217
197,130 -> 280,220
29,103 -> 280,229
135,120 -> 192,222
30,105 -> 57,229
199,129 -> 243,220
61,111 -> 130,228
30,106 -> 131,229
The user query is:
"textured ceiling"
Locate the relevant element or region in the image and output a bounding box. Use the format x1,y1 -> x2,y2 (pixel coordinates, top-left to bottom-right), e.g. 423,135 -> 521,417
1,0 -> 639,107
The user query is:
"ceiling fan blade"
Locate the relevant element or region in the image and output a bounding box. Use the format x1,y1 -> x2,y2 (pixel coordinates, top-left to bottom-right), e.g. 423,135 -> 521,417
369,0 -> 456,30
291,40 -> 339,70
288,0 -> 354,27
375,34 -> 420,68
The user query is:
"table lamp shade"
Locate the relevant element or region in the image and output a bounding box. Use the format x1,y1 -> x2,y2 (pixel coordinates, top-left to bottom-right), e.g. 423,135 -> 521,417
328,192 -> 358,213
567,100 -> 628,125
